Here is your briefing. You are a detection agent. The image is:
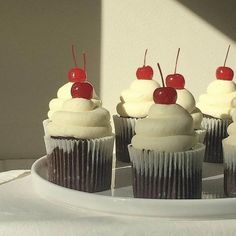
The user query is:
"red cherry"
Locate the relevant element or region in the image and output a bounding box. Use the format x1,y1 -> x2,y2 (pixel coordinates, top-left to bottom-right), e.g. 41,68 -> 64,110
71,82 -> 93,100
68,45 -> 87,82
166,74 -> 185,89
216,66 -> 234,80
68,68 -> 86,82
216,45 -> 234,80
136,66 -> 153,80
153,87 -> 177,104
136,49 -> 153,80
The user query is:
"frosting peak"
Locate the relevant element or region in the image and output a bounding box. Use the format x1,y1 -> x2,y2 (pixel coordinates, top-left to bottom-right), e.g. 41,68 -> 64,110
116,80 -> 160,118
176,89 -> 203,129
197,80 -> 236,119
46,98 -> 112,139
131,104 -> 198,152
48,82 -> 101,119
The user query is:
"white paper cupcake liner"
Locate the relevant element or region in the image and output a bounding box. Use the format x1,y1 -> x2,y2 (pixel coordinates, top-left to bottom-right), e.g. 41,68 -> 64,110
223,141 -> 236,197
45,136 -> 114,193
128,144 -> 205,199
195,128 -> 206,144
113,115 -> 140,162
43,119 -> 50,136
201,116 -> 232,163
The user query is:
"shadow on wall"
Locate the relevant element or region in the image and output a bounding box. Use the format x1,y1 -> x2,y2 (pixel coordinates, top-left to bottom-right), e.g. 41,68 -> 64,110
177,0 -> 236,41
0,0 -> 101,160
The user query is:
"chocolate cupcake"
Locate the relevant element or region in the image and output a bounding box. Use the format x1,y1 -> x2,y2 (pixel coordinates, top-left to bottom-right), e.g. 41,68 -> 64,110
197,79 -> 236,163
128,86 -> 205,199
44,81 -> 114,192
223,110 -> 236,197
114,49 -> 160,162
197,47 -> 236,163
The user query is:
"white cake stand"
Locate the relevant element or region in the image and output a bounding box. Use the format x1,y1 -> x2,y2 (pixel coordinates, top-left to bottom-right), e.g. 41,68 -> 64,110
31,156 -> 236,219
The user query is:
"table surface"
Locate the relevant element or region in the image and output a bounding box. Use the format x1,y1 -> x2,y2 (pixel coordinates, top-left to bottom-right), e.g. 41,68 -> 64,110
1,171 -> 236,236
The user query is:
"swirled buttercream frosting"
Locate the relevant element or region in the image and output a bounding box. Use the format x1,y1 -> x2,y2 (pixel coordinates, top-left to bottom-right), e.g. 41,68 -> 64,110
197,80 -> 236,119
131,103 -> 198,151
46,98 -> 112,139
116,80 -> 160,118
48,82 -> 101,119
176,89 -> 203,129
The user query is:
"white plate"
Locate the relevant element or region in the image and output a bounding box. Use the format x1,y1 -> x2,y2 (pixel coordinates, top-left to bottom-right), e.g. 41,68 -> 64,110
31,156 -> 236,219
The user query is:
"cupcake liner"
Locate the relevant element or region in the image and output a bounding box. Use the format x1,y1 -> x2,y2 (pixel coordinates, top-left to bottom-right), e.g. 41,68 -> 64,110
43,119 -> 50,136
128,144 -> 205,199
45,135 -> 114,193
195,128 -> 206,144
201,116 -> 232,163
113,115 -> 140,162
223,142 -> 236,197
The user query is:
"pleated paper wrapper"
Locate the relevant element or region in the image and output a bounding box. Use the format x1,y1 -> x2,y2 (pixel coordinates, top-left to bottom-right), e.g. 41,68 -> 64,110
128,144 -> 205,199
195,128 -> 206,143
201,116 -> 232,163
113,115 -> 140,162
223,141 -> 236,197
44,135 -> 114,193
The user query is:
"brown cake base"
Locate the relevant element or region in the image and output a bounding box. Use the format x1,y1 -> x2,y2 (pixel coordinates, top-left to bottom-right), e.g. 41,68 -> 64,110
113,115 -> 140,163
202,115 -> 231,163
46,136 -> 114,193
128,144 -> 205,199
224,168 -> 236,197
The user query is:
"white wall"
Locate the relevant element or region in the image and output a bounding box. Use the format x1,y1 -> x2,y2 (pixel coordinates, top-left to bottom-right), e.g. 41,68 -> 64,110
0,0 -> 101,161
101,0 -> 236,115
0,0 -> 236,166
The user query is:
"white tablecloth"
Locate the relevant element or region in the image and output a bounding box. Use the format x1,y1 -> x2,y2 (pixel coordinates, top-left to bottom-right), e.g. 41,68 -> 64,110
1,171 -> 236,236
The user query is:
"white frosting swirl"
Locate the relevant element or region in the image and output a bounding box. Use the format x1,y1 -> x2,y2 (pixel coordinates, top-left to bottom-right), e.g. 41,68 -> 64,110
131,104 -> 198,152
176,89 -> 203,129
48,82 -> 101,119
116,80 -> 160,118
197,80 -> 236,119
224,110 -> 236,145
46,98 -> 112,139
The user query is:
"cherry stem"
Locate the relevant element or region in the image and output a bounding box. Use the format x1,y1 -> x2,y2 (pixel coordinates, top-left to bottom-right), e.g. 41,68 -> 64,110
143,49 -> 148,66
223,45 -> 231,66
72,45 -> 78,67
83,52 -> 86,72
157,63 -> 165,87
174,48 -> 180,74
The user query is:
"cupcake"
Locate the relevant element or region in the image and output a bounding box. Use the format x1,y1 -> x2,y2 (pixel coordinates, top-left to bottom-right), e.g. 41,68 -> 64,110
165,48 -> 205,143
223,110 -> 236,197
197,46 -> 236,163
44,47 -> 114,192
113,49 -> 160,162
128,64 -> 205,199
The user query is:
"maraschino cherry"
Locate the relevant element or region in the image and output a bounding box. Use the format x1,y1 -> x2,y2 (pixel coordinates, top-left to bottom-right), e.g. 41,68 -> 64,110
68,45 -> 87,82
166,48 -> 185,89
216,45 -> 234,80
153,63 -> 177,104
71,82 -> 93,100
136,49 -> 153,80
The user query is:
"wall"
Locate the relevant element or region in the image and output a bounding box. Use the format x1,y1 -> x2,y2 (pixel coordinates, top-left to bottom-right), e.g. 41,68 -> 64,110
0,0 -> 236,165
0,0 -> 101,161
101,0 -> 236,115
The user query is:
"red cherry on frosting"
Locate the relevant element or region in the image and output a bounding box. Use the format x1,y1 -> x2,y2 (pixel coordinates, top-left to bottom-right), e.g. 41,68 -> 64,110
68,68 -> 86,82
216,66 -> 234,80
153,87 -> 177,104
216,45 -> 234,81
136,49 -> 153,80
166,73 -> 185,89
165,48 -> 185,89
68,45 -> 87,82
71,82 -> 93,100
